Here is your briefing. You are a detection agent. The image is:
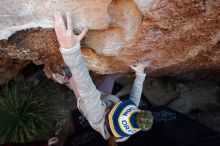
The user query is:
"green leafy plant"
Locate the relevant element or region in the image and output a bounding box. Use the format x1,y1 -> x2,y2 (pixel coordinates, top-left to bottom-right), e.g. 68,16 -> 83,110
0,78 -> 55,144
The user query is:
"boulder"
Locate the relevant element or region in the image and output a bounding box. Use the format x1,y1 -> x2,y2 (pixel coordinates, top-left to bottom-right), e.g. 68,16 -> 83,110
0,0 -> 220,84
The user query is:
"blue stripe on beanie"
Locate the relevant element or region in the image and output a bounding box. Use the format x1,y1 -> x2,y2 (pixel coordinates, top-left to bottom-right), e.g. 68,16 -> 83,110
109,99 -> 141,138
130,112 -> 139,129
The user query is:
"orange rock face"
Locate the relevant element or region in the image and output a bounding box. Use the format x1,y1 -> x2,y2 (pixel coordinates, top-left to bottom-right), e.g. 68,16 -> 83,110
0,0 -> 220,84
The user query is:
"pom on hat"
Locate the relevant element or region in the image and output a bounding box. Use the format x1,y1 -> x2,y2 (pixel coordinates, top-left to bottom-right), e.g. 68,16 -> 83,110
136,110 -> 153,131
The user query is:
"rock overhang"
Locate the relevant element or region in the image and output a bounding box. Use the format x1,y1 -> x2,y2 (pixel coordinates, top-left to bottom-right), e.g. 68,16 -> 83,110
0,0 -> 219,84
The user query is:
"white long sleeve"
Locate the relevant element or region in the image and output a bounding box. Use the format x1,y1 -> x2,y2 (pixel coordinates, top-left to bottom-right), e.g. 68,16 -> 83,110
59,44 -> 111,140
129,73 -> 146,106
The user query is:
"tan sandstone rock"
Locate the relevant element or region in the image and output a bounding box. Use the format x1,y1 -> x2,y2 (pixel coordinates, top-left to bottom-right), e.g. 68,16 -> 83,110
0,0 -> 220,84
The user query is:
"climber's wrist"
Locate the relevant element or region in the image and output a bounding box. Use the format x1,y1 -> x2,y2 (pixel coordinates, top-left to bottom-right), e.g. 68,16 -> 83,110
60,43 -> 81,55
59,39 -> 78,49
136,72 -> 146,77
135,69 -> 145,74
136,70 -> 145,74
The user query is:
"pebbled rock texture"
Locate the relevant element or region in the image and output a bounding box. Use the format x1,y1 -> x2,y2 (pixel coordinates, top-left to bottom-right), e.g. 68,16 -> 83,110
0,0 -> 220,84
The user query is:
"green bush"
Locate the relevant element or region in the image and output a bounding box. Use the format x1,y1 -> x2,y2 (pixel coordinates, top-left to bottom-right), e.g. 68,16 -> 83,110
0,78 -> 55,144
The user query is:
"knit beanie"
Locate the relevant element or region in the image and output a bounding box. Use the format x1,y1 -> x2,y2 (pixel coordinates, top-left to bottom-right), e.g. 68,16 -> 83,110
108,99 -> 153,138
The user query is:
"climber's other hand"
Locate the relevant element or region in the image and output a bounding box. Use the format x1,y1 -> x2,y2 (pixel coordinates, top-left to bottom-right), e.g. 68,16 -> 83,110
130,60 -> 151,74
54,12 -> 88,49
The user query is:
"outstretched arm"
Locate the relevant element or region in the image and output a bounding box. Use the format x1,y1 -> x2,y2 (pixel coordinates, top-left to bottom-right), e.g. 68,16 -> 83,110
54,12 -> 106,124
129,61 -> 150,106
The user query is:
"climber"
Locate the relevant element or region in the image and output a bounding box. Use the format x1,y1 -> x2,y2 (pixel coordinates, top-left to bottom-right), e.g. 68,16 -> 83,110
54,12 -> 153,143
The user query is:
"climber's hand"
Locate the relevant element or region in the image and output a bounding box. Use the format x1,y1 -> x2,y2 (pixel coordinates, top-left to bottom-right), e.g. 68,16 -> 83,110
54,12 -> 88,49
130,60 -> 151,74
